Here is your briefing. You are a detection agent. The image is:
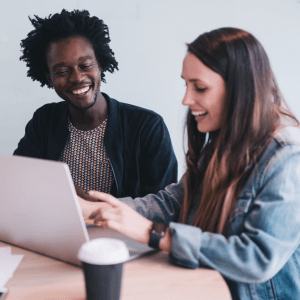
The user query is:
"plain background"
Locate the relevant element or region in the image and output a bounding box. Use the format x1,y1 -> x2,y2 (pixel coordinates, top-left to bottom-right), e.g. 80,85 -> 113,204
0,0 -> 299,178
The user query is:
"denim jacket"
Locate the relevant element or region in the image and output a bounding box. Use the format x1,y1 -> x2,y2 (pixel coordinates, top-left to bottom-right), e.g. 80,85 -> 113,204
121,126 -> 300,300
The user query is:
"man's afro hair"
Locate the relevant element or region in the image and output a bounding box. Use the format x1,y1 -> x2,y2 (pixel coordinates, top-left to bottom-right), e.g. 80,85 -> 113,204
20,9 -> 118,88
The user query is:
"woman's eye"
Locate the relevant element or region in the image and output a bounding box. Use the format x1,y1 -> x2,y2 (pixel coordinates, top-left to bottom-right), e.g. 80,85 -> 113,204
196,87 -> 207,92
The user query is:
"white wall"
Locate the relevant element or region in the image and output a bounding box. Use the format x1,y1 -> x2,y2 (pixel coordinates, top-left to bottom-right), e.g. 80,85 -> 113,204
1,0 -> 299,178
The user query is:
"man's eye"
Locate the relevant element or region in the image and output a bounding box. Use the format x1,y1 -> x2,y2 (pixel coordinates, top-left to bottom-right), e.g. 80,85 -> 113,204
55,70 -> 68,75
81,65 -> 92,70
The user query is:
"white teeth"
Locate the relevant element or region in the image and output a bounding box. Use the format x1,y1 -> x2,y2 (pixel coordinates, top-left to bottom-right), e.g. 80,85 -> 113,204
72,86 -> 90,95
191,111 -> 207,116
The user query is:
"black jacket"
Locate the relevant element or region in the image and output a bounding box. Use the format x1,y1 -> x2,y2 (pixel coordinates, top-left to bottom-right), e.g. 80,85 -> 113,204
14,93 -> 178,198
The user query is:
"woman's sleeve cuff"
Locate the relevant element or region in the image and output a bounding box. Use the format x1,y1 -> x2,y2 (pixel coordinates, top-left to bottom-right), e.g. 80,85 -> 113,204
168,222 -> 202,269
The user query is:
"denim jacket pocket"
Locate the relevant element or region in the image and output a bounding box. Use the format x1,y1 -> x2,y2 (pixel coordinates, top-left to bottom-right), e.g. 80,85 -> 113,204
227,191 -> 253,235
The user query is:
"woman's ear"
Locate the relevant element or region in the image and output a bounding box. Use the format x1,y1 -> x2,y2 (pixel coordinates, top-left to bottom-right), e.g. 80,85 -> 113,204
45,73 -> 53,87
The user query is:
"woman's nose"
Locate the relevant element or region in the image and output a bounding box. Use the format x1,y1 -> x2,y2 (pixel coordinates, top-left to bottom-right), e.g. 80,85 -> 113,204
182,91 -> 195,107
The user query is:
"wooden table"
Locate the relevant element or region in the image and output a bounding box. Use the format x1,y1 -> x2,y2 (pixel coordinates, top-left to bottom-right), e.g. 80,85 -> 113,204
1,242 -> 232,300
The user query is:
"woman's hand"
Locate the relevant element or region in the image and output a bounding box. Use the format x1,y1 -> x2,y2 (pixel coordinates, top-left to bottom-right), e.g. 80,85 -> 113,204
88,191 -> 153,244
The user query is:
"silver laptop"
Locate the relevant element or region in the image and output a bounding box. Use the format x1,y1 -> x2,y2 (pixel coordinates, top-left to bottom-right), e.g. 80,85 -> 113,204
0,154 -> 154,266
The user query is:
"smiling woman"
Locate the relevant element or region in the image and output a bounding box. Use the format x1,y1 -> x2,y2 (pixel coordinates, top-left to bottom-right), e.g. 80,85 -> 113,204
80,27 -> 300,300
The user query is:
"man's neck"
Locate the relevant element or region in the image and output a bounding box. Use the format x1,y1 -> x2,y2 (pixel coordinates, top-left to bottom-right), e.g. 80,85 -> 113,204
69,92 -> 108,131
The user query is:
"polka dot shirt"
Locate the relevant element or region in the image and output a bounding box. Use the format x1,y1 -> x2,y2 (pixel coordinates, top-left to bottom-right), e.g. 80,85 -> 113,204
59,118 -> 115,194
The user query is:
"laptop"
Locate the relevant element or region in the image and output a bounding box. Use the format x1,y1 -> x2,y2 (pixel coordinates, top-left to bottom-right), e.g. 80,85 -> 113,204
0,154 -> 154,266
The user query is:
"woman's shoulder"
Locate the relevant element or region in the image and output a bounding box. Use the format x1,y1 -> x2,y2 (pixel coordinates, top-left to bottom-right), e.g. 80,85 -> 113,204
273,126 -> 300,148
256,126 -> 300,185
263,126 -> 300,162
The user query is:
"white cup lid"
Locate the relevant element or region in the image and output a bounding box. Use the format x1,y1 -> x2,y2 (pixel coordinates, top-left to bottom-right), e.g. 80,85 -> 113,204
78,238 -> 130,265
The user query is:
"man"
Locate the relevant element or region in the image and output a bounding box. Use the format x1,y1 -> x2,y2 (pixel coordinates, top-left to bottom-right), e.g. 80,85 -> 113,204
14,9 -> 177,200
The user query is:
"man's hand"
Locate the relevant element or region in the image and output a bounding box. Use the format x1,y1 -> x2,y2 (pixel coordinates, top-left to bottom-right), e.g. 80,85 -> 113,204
74,184 -> 98,201
88,191 -> 153,244
78,196 -> 111,220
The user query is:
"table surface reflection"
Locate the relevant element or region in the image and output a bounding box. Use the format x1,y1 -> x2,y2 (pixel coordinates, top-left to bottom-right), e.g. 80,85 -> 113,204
1,241 -> 232,300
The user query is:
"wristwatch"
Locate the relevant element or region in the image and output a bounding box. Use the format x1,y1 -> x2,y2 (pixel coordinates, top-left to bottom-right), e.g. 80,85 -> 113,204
148,222 -> 168,249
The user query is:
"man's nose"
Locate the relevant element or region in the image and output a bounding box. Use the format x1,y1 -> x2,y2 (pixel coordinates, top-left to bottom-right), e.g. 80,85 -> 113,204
70,68 -> 85,83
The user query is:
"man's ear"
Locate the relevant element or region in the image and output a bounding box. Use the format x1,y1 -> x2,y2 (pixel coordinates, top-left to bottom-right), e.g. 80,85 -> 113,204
98,63 -> 102,83
45,73 -> 53,87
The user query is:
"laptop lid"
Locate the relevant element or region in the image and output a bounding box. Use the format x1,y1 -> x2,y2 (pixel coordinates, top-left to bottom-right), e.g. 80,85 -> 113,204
0,154 -> 153,266
0,154 -> 90,265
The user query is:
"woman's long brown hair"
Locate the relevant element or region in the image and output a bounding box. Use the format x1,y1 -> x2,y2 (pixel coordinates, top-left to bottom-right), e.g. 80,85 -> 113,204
179,28 -> 299,234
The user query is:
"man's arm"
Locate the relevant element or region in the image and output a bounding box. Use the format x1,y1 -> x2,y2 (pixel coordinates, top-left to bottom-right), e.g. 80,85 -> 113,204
139,116 -> 178,195
13,110 -> 43,158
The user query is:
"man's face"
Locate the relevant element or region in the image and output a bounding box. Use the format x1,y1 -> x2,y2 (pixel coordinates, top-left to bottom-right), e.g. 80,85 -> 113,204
46,35 -> 101,110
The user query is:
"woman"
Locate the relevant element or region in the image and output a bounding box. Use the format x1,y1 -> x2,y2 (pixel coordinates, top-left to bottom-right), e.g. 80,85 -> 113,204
79,27 -> 300,300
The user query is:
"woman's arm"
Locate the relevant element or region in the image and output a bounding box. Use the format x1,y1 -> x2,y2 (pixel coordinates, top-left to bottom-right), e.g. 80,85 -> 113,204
84,178 -> 184,248
82,179 -> 184,225
88,191 -> 154,244
79,189 -> 173,251
87,190 -> 174,251
168,151 -> 300,283
159,228 -> 172,252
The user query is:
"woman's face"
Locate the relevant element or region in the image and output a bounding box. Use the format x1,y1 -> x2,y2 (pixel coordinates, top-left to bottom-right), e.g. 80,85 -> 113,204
181,52 -> 227,133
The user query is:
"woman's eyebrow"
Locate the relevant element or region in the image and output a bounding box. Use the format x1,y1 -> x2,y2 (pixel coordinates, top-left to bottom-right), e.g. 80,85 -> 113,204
181,76 -> 206,84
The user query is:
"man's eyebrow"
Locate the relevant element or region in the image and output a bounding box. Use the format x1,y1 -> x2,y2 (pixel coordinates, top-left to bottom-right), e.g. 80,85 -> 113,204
78,55 -> 93,62
52,62 -> 66,70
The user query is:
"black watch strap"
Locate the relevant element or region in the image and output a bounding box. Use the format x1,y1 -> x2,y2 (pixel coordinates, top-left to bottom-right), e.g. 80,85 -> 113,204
148,222 -> 168,249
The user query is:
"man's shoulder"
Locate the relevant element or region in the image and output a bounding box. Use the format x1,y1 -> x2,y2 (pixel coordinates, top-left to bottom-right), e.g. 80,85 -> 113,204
116,100 -> 163,122
28,102 -> 68,128
34,101 -> 68,114
104,93 -> 162,121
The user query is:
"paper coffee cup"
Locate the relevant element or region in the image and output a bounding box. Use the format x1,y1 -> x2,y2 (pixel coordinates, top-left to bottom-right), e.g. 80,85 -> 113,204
78,238 -> 130,300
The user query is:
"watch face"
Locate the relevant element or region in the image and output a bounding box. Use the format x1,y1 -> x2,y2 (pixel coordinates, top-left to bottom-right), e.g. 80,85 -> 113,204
152,222 -> 168,236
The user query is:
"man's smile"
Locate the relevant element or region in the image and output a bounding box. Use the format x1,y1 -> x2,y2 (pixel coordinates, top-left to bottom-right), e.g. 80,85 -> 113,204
71,86 -> 91,95
69,84 -> 94,97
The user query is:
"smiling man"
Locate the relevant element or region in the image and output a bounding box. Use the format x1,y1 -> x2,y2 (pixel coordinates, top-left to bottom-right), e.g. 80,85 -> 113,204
14,9 -> 177,199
